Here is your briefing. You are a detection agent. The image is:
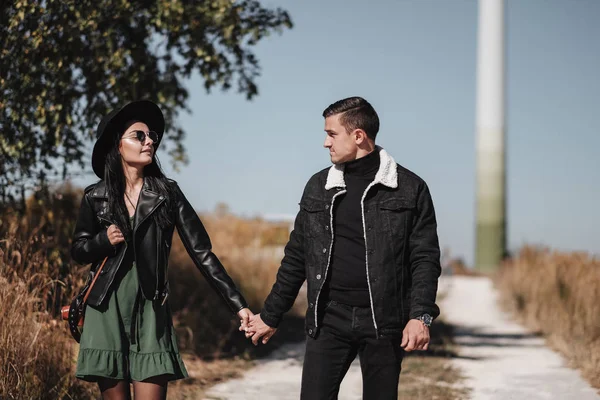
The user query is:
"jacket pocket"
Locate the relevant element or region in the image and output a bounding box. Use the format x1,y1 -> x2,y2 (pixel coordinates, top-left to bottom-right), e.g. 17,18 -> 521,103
300,199 -> 330,238
379,197 -> 415,238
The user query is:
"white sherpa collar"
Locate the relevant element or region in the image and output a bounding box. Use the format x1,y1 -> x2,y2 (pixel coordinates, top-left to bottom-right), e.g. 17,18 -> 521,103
324,146 -> 398,190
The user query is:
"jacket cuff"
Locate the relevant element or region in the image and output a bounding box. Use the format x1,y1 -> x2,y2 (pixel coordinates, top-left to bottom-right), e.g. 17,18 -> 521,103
409,306 -> 439,321
260,310 -> 281,328
233,302 -> 248,314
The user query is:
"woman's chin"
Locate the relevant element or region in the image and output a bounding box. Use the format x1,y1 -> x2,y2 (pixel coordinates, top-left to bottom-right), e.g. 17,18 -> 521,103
140,155 -> 154,164
123,158 -> 153,170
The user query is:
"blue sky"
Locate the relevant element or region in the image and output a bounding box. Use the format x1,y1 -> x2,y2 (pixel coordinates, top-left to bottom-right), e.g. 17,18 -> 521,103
74,0 -> 600,266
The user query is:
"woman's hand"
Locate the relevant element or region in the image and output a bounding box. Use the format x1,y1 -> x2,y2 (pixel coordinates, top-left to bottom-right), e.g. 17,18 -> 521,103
107,224 -> 125,246
246,314 -> 277,345
237,308 -> 254,332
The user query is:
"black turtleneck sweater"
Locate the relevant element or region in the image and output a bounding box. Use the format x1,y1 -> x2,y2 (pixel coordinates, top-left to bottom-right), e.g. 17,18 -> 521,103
324,149 -> 380,307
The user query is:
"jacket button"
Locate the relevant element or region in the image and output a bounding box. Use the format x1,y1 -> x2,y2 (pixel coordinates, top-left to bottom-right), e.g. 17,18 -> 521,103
309,302 -> 314,308
316,274 -> 322,280
325,225 -> 329,231
309,329 -> 313,335
325,204 -> 330,209
322,248 -> 327,253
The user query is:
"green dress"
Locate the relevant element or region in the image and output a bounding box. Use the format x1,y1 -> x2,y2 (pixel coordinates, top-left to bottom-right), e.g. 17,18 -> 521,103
76,217 -> 188,382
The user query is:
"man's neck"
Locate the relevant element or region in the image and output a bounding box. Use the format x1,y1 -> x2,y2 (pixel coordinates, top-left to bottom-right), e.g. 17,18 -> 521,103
345,148 -> 380,177
354,142 -> 376,160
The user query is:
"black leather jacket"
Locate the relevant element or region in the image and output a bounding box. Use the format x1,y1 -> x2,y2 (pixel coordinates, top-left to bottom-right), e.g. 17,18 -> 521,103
261,148 -> 441,338
71,179 -> 247,313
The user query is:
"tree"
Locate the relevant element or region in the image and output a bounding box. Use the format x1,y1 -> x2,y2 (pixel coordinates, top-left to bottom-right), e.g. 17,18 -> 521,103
0,0 -> 292,203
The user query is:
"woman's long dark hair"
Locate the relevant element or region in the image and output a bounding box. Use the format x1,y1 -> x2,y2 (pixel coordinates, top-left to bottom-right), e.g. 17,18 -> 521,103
103,122 -> 177,241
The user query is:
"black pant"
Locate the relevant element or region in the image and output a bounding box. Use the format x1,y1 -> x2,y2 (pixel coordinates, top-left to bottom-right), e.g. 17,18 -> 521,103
300,300 -> 404,400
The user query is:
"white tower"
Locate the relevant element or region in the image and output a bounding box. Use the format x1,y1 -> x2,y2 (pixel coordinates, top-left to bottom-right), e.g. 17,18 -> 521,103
475,0 -> 506,272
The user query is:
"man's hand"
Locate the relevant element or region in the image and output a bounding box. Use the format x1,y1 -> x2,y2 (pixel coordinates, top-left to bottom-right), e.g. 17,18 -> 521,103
237,308 -> 254,332
401,319 -> 430,352
246,314 -> 277,346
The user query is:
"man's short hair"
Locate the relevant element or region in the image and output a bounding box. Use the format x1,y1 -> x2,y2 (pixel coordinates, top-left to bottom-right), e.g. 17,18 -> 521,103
322,96 -> 380,141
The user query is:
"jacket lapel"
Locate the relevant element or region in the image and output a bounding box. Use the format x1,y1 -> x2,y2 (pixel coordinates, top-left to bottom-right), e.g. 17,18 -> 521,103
89,179 -> 165,231
90,180 -> 108,199
133,180 -> 166,232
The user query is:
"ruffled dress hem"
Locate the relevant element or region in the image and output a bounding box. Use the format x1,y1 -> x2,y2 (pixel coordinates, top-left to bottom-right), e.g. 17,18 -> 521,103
75,347 -> 189,382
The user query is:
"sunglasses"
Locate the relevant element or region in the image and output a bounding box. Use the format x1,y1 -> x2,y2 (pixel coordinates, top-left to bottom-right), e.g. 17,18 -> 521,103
122,130 -> 159,146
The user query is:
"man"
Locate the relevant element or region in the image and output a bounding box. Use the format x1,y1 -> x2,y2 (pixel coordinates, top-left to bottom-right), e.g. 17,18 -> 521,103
246,96 -> 441,399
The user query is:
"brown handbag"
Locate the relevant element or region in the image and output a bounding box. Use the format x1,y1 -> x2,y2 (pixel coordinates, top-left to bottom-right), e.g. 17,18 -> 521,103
61,256 -> 108,342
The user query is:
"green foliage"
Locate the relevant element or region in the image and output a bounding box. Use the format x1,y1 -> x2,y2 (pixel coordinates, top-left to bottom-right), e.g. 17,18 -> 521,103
0,0 -> 292,200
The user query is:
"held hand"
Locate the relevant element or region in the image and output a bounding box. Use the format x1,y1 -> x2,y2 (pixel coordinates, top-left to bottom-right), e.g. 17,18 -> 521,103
400,319 -> 430,352
246,314 -> 277,346
107,224 -> 125,246
237,308 -> 254,332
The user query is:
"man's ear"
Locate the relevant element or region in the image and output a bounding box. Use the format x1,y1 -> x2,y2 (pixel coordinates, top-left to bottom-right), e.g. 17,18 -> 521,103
353,129 -> 368,145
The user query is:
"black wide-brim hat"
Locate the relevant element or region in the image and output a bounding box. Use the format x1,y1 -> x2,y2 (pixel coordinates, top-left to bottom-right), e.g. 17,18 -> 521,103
92,100 -> 165,179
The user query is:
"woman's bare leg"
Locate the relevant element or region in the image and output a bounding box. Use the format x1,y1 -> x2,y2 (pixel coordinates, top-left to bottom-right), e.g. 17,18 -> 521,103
98,378 -> 131,400
132,374 -> 169,400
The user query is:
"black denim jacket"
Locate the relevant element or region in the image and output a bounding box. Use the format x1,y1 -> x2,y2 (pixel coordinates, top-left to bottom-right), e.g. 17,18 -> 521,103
261,148 -> 441,338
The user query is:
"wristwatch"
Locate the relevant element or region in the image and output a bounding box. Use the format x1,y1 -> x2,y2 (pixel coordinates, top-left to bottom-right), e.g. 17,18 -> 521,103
416,313 -> 433,327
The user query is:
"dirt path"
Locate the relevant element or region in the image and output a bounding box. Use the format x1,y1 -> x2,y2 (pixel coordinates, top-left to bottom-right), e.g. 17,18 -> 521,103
202,275 -> 600,399
203,341 -> 363,399
442,275 -> 600,399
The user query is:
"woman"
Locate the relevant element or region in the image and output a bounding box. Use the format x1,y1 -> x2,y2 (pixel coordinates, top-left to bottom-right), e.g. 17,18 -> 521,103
71,100 -> 253,399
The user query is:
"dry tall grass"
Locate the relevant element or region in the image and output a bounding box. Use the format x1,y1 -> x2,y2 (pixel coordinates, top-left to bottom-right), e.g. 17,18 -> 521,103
0,272 -> 96,399
0,184 -> 88,315
0,184 -> 96,399
496,246 -> 600,388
